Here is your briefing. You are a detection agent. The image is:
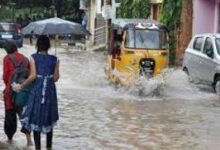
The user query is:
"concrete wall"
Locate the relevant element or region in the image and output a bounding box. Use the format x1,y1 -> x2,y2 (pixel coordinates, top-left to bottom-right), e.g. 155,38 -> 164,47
214,0 -> 220,32
193,0 -> 216,35
87,0 -> 107,48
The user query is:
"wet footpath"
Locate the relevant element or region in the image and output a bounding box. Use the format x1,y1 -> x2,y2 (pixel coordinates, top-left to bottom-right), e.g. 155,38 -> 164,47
0,44 -> 220,150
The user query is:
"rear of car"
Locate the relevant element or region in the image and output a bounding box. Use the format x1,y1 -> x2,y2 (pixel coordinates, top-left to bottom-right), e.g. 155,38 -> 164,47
0,23 -> 23,48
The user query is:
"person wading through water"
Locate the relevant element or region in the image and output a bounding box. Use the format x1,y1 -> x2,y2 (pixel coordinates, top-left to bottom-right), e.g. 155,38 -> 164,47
3,40 -> 32,146
13,35 -> 60,150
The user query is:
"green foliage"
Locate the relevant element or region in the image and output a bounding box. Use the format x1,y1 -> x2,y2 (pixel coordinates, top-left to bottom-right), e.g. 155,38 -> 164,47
0,6 -> 12,20
0,0 -> 8,5
0,0 -> 81,22
160,0 -> 182,30
117,0 -> 151,18
62,0 -> 80,22
160,0 -> 183,64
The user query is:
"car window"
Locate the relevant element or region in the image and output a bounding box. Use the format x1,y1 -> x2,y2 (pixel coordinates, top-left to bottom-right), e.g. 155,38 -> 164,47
216,38 -> 220,55
193,37 -> 203,51
0,24 -> 18,32
203,38 -> 213,53
203,37 -> 214,58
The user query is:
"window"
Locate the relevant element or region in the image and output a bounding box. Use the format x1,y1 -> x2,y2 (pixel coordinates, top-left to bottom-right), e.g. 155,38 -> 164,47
0,24 -> 18,32
216,38 -> 220,55
203,37 -> 214,58
124,29 -> 167,49
193,37 -> 203,51
203,38 -> 213,54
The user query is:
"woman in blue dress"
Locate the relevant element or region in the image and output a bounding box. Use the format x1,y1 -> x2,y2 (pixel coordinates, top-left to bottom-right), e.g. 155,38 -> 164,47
13,35 -> 60,149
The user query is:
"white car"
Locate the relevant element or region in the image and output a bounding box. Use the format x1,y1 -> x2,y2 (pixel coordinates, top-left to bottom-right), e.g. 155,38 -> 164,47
182,33 -> 220,93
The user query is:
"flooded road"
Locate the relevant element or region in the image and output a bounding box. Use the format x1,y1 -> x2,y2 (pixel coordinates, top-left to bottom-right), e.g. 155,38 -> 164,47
0,44 -> 220,150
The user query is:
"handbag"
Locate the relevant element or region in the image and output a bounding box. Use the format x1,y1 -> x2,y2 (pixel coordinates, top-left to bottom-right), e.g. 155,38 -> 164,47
8,54 -> 30,108
12,86 -> 30,107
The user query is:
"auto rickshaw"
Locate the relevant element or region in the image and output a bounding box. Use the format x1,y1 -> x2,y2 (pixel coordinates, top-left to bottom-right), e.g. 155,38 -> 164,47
106,19 -> 169,85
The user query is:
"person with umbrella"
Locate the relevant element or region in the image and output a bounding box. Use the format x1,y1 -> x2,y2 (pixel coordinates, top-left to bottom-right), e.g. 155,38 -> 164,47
22,17 -> 91,53
13,35 -> 60,149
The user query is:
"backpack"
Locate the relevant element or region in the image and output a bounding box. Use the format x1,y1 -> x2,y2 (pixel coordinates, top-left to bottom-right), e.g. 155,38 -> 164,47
9,54 -> 30,107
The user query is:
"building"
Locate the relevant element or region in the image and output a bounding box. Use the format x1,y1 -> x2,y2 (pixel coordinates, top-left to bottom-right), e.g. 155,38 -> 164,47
81,0 -> 107,50
85,0 -> 163,50
176,0 -> 220,64
193,0 -> 220,35
150,0 -> 163,20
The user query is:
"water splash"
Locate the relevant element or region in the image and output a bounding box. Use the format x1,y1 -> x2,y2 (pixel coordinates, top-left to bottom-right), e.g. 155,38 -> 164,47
161,68 -> 217,100
58,50 -> 218,101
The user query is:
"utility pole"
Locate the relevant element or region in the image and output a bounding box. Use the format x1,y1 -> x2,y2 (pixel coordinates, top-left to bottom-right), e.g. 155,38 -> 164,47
103,0 -> 112,49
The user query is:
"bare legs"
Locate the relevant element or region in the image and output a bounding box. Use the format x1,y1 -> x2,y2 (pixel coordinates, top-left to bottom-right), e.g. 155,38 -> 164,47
26,133 -> 33,146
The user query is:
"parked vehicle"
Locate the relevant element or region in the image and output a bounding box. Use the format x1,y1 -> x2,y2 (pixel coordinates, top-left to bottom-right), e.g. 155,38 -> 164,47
182,33 -> 220,94
106,19 -> 169,85
0,22 -> 23,48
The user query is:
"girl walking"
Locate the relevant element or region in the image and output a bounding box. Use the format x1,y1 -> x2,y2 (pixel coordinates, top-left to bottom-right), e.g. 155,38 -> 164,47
13,35 -> 60,149
3,40 -> 32,146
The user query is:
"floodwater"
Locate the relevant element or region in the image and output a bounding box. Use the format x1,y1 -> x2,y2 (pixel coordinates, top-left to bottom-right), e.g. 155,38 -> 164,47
0,44 -> 220,150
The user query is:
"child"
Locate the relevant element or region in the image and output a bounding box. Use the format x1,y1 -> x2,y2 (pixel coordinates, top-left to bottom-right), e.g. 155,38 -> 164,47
3,40 -> 32,146
13,35 -> 60,149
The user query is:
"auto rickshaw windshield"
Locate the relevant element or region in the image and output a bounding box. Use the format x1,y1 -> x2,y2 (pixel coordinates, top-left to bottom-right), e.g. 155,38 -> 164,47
125,29 -> 167,50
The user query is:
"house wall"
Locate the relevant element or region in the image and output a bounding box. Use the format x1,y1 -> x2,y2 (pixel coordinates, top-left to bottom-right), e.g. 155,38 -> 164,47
214,0 -> 220,32
177,0 -> 220,64
193,0 -> 216,35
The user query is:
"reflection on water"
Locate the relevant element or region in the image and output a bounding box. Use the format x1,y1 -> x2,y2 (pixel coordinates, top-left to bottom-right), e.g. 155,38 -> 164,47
0,45 -> 220,150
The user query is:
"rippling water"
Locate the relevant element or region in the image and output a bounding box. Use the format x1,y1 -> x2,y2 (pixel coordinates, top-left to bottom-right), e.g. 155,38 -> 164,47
0,44 -> 220,150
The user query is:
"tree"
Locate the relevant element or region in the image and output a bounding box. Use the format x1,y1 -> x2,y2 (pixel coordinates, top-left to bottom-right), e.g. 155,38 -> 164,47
38,0 -> 52,9
55,0 -> 63,17
0,0 -> 81,22
14,0 -> 39,9
117,0 -> 151,18
160,0 -> 183,64
62,0 -> 80,22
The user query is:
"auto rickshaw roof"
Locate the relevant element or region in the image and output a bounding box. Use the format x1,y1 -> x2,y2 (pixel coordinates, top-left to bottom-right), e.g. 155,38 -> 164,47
112,18 -> 168,31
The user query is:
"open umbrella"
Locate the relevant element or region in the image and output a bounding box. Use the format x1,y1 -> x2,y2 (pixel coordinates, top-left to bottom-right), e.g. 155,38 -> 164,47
22,17 -> 91,54
22,17 -> 90,35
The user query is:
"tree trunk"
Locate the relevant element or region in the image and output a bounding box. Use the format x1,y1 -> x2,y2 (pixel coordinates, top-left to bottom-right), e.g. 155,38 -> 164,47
175,0 -> 193,65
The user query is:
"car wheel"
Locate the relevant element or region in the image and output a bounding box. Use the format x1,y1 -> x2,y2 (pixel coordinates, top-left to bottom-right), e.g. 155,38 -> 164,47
183,67 -> 193,82
214,77 -> 220,95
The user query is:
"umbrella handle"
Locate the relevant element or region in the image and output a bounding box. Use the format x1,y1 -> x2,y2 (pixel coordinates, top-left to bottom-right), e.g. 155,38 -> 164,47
55,34 -> 58,55
55,41 -> 57,56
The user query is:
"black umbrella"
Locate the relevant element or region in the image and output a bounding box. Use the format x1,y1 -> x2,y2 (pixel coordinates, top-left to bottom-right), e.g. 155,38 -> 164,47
22,17 -> 90,36
22,17 -> 90,54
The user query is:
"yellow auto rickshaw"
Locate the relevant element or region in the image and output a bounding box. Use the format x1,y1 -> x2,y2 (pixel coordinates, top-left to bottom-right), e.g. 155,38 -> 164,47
106,19 -> 169,85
